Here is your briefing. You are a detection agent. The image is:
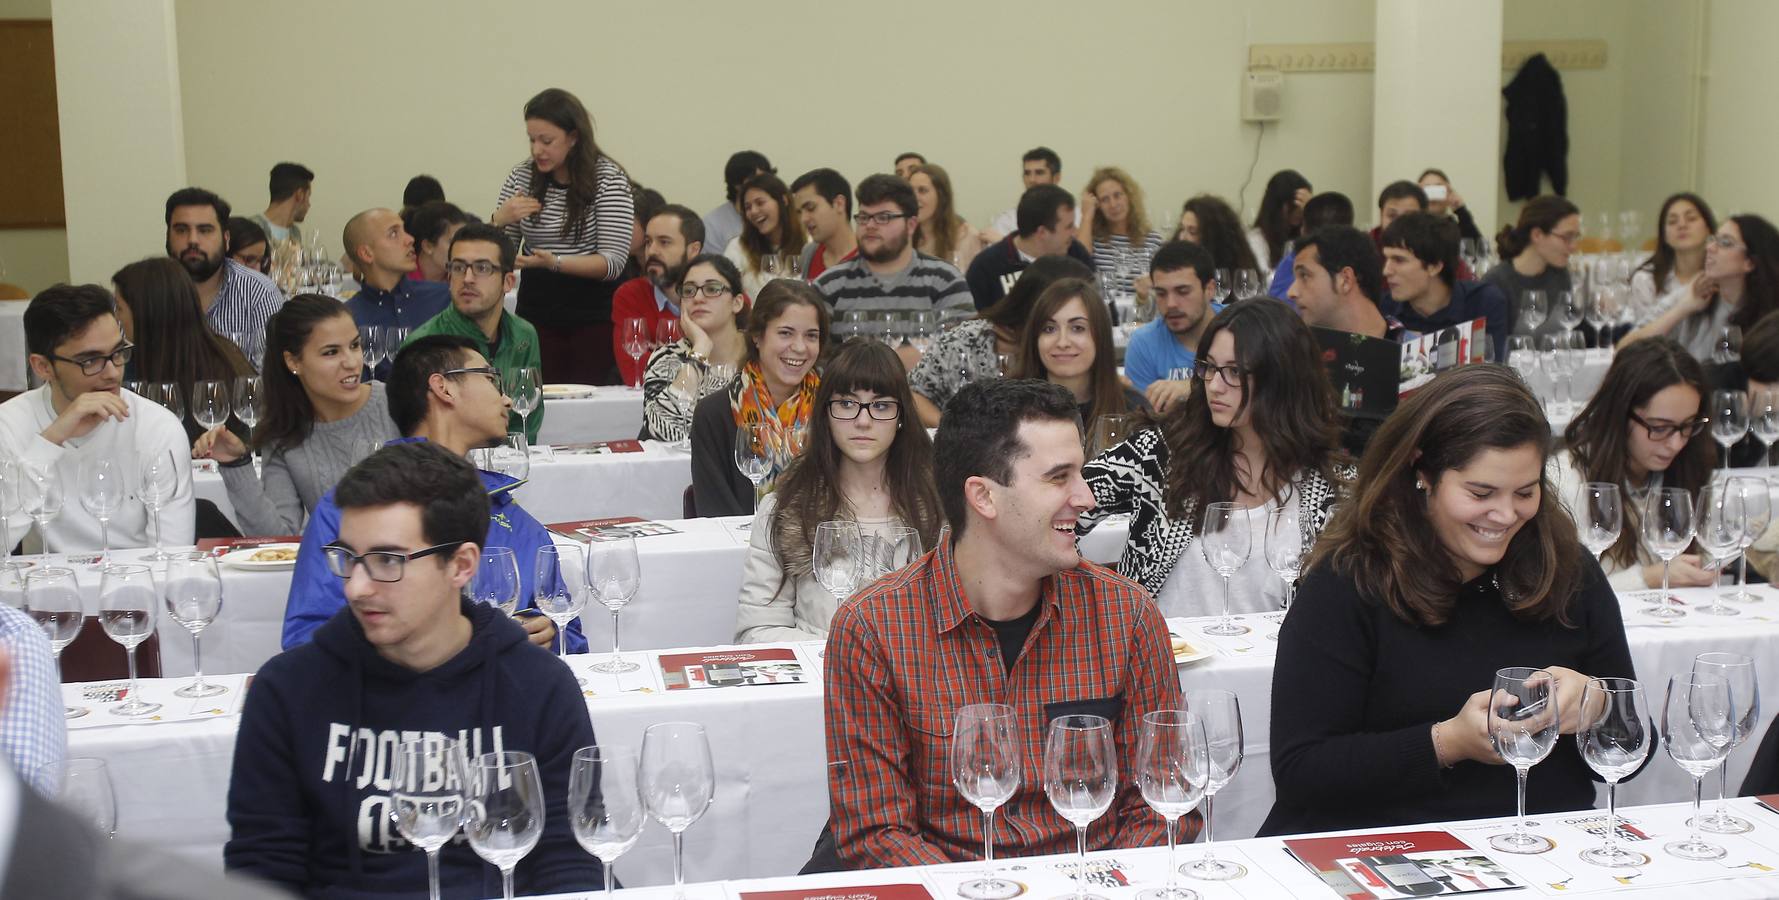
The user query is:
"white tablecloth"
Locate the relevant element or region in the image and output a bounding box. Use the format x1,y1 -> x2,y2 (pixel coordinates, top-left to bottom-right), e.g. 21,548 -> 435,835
536,390 -> 644,446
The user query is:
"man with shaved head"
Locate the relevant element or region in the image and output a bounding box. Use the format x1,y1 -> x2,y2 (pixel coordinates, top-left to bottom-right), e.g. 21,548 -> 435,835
343,208 -> 450,379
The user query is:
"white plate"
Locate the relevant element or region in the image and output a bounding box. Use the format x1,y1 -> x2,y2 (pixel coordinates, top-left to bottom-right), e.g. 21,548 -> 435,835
1171,637 -> 1214,665
219,543 -> 301,570
542,383 -> 596,400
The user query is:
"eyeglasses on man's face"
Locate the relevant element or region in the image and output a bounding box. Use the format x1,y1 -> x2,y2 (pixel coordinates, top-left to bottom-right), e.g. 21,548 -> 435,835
443,366 -> 502,388
323,541 -> 463,582
853,211 -> 910,227
49,342 -> 134,377
829,398 -> 901,421
448,259 -> 505,278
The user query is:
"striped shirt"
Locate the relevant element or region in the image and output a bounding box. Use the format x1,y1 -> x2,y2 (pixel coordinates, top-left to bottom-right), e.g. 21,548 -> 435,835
1092,231 -> 1166,299
823,532 -> 1184,869
0,604 -> 65,796
813,252 -> 973,313
208,259 -> 286,373
495,158 -> 632,279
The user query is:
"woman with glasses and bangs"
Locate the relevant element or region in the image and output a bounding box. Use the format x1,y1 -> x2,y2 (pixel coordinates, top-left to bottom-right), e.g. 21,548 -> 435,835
640,253 -> 749,442
735,340 -> 944,642
1078,299 -> 1351,618
1550,337 -> 1717,589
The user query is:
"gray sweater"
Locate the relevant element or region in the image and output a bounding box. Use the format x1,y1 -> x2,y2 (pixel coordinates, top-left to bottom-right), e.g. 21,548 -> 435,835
219,383 -> 400,536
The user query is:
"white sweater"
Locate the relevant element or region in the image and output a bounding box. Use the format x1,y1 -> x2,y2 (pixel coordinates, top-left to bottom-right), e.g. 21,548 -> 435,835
0,387 -> 194,552
734,492 -> 904,643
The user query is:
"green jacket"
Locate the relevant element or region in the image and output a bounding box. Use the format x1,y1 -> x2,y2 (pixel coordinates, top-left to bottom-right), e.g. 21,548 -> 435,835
404,305 -> 544,443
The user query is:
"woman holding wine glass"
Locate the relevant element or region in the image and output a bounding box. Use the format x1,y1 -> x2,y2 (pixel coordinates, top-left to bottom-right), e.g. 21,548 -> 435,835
736,341 -> 943,642
689,279 -> 828,517
1622,213 -> 1779,361
1264,365 -> 1637,836
1482,195 -> 1580,339
1551,338 -> 1717,590
641,254 -> 750,442
193,295 -> 399,536
1079,300 -> 1350,620
722,173 -> 806,299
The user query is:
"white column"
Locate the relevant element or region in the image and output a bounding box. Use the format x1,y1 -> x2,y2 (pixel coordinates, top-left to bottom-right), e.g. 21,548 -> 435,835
50,0 -> 184,284
1372,0 -> 1503,233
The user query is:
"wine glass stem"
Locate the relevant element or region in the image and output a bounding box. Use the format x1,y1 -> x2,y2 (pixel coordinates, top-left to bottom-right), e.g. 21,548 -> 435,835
426,848 -> 441,900
1603,782 -> 1620,856
1738,553 -> 1750,594
1662,560 -> 1672,614
1219,573 -> 1231,625
1163,815 -> 1178,892
982,807 -> 996,865
1201,793 -> 1217,859
151,507 -> 164,557
672,829 -> 687,889
609,610 -> 623,658
501,864 -> 516,900
603,854 -> 616,899
191,632 -> 207,690
1074,824 -> 1088,900
1514,767 -> 1528,839
125,645 -> 139,709
1283,580 -> 1294,612
99,518 -> 109,560
1718,762 -> 1732,820
1689,774 -> 1705,845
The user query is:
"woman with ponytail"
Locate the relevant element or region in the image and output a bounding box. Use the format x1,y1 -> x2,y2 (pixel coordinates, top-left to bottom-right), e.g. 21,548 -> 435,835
1481,195 -> 1580,337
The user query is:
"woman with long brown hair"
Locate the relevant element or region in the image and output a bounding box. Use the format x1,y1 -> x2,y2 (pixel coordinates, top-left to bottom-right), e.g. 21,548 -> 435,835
1176,194 -> 1262,274
1248,169 -> 1311,273
1263,365 -> 1635,836
1623,213 -> 1779,360
492,87 -> 633,384
1010,278 -> 1145,426
1629,192 -> 1716,318
1080,167 -> 1165,304
723,172 -> 807,299
909,163 -> 983,270
111,257 -> 254,442
1552,337 -> 1717,589
735,341 -> 943,642
1079,299 -> 1348,615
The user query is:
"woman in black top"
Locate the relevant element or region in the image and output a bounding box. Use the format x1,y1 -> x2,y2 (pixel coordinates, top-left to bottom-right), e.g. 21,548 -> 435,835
1263,364 -> 1636,836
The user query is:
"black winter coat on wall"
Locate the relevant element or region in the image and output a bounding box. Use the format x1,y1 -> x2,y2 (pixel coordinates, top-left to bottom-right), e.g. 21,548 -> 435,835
1502,53 -> 1569,200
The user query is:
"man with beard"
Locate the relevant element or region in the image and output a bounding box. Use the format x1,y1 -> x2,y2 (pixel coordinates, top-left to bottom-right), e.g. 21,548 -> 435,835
343,207 -> 451,380
164,187 -> 285,372
612,204 -> 704,386
813,174 -> 972,316
249,162 -> 313,248
1122,240 -> 1221,413
792,168 -> 857,282
404,224 -> 544,441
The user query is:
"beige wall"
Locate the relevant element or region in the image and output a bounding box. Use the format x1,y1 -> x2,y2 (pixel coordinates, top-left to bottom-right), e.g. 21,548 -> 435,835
0,0 -> 67,293
1701,0 -> 1779,221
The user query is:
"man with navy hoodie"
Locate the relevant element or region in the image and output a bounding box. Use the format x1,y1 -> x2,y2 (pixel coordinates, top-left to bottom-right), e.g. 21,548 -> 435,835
281,334 -> 587,653
227,441 -> 600,896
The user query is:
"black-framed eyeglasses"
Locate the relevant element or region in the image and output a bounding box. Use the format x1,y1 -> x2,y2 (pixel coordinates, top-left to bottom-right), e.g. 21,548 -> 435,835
829,398 -> 901,421
48,342 -> 134,376
323,541 -> 464,582
853,211 -> 910,227
448,260 -> 505,278
443,366 -> 501,387
1629,411 -> 1708,441
678,280 -> 733,300
1192,358 -> 1246,388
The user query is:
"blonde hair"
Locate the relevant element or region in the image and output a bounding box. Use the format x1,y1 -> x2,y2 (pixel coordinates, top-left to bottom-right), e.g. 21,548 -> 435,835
1085,166 -> 1151,241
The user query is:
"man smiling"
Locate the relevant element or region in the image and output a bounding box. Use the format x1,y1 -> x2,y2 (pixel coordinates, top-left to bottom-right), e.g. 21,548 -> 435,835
813,174 -> 972,314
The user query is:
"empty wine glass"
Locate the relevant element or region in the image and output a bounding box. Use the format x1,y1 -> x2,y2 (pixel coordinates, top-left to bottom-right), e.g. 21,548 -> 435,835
871,525 -> 923,580
474,547 -> 520,615
1518,289 -> 1548,332
1711,389 -> 1749,469
1087,414 -> 1129,459
1505,335 -> 1538,387
24,566 -> 89,718
1233,268 -> 1260,301
191,379 -> 230,435
813,520 -> 863,603
21,462 -> 61,556
1662,674 -> 1736,861
1641,487 -> 1694,620
164,551 -> 226,698
1692,483 -> 1745,616
1714,325 -> 1743,365
1043,714 -> 1117,900
505,367 -> 542,436
587,536 -> 641,674
1263,505 -> 1301,634
1181,689 -> 1244,881
138,449 -> 180,562
1724,476 -> 1771,604
481,433 -> 530,482
1553,290 -> 1585,335
641,722 -> 715,898
0,456 -> 22,572
1575,483 -> 1622,562
951,703 -> 1023,900
392,736 -> 467,900
570,745 -> 645,900
534,544 -> 587,659
1488,667 -> 1561,854
733,423 -> 773,499
78,457 -> 125,563
655,318 -> 683,349
39,757 -> 116,838
1578,677 -> 1653,868
98,563 -> 160,717
1135,710 -> 1208,900
620,318 -> 649,389
148,381 -> 185,424
1212,269 -> 1231,304
1749,388 -> 1779,467
1692,652 -> 1760,835
234,376 -> 265,467
464,750 -> 545,900
1199,502 -> 1250,636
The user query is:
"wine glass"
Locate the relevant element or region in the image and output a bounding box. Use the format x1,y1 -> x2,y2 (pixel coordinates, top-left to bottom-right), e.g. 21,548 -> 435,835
138,449 -> 180,562
1198,502 -> 1250,636
392,736 -> 467,900
21,462 -> 61,556
1487,667 -> 1561,854
1692,483 -> 1745,616
1538,334 -> 1579,417
620,318 -> 649,389
234,376 -> 265,467
149,381 -> 185,424
1262,505 -> 1301,634
1578,677 -> 1653,868
191,379 -> 230,435
1711,389 -> 1749,470
570,745 -> 645,900
1087,414 -> 1129,459
641,722 -> 715,898
1692,652 -> 1760,835
164,551 -> 226,698
79,457 -> 126,563
1575,483 -> 1622,563
24,566 -> 89,718
39,758 -> 116,838
1181,689 -> 1244,881
587,536 -> 641,674
1553,289 -> 1585,335
98,563 -> 160,717
1212,269 -> 1231,304
813,520 -> 863,603
481,433 -> 530,482
1518,289 -> 1548,333
1233,268 -> 1260,301
1042,714 -> 1117,900
464,750 -> 546,900
871,525 -> 923,580
655,317 -> 683,349
1505,335 -> 1538,387
1135,710 -> 1208,900
361,325 -> 386,376
1640,488 -> 1694,620
1725,475 -> 1771,604
951,703 -> 1023,900
474,547 -> 520,615
1662,674 -> 1736,861
1748,387 -> 1779,466
534,544 -> 587,659
0,456 -> 23,574
733,423 -> 773,498
505,367 -> 542,437
1714,325 -> 1744,365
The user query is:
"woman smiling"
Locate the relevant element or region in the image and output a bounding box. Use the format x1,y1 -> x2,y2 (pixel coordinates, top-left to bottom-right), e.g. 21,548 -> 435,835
640,253 -> 749,442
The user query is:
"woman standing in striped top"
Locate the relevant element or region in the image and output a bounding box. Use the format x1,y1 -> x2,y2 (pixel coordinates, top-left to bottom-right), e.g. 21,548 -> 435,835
493,87 -> 634,385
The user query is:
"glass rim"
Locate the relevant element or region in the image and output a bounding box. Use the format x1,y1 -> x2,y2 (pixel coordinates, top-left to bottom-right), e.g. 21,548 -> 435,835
573,744 -> 635,763
24,565 -> 76,581
470,749 -> 538,769
99,563 -> 151,575
1140,708 -> 1203,728
1694,651 -> 1755,668
1049,713 -> 1112,730
1584,676 -> 1641,693
956,702 -> 1017,720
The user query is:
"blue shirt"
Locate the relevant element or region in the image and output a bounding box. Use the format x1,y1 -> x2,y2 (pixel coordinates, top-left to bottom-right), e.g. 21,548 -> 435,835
1123,309 -> 1221,392
345,277 -> 451,380
652,284 -> 679,315
281,446 -> 588,653
1267,249 -> 1298,307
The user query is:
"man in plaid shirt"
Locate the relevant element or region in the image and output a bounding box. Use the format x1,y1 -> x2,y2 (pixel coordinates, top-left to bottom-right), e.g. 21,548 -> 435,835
823,379 -> 1188,869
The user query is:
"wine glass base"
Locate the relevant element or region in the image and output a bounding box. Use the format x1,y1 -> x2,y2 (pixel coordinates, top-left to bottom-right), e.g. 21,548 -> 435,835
64,705 -> 89,719
1489,831 -> 1555,854
1265,633 -> 1279,641
1200,622 -> 1250,637
174,681 -> 227,699
1664,838 -> 1727,861
1048,893 -> 1108,900
1579,845 -> 1650,868
1641,605 -> 1685,620
590,658 -> 641,674
139,549 -> 178,562
959,875 -> 1026,900
111,699 -> 162,718
1724,589 -> 1765,603
1135,887 -> 1198,900
1179,859 -> 1246,881
1695,603 -> 1740,616
1693,813 -> 1755,834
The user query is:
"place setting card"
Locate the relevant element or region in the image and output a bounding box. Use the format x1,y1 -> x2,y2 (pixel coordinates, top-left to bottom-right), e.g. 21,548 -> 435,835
549,439 -> 645,455
63,674 -> 251,730
1168,614 -> 1282,660
658,646 -> 814,691
548,517 -> 684,543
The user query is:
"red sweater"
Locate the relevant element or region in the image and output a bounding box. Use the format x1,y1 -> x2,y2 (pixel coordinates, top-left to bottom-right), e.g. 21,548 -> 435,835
611,277 -> 676,386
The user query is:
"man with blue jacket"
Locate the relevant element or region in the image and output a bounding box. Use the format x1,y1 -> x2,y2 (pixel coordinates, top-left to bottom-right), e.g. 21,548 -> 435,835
282,334 -> 587,653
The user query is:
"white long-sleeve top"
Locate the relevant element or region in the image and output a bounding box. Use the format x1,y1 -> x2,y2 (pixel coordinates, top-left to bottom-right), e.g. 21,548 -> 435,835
734,492 -> 905,644
0,386 -> 194,552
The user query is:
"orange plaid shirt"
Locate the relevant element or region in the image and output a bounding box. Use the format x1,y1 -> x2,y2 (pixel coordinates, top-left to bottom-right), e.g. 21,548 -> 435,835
823,534 -> 1188,869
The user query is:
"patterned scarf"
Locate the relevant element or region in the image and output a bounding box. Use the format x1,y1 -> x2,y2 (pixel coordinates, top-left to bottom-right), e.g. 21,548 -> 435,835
729,359 -> 820,480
